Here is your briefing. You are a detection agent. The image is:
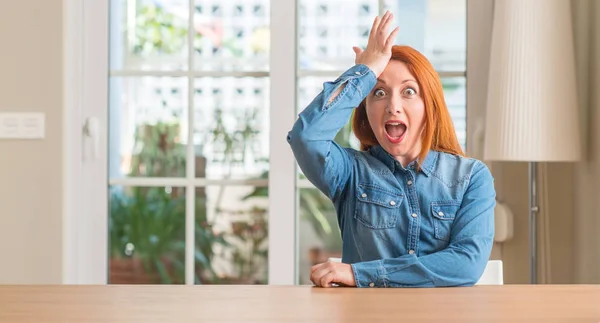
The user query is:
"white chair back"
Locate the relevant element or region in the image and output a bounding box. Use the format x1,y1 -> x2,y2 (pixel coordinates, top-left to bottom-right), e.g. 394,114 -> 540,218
475,260 -> 504,285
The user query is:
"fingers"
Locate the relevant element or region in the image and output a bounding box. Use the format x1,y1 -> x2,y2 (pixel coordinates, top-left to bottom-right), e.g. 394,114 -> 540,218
310,262 -> 325,275
385,26 -> 400,50
320,273 -> 335,288
379,11 -> 394,36
370,15 -> 381,39
368,11 -> 396,48
310,262 -> 335,287
369,11 -> 389,41
380,11 -> 393,30
352,46 -> 364,61
312,270 -> 333,287
312,267 -> 330,285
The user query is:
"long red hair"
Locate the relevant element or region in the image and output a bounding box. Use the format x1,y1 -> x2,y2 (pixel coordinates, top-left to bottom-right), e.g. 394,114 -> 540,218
351,45 -> 464,167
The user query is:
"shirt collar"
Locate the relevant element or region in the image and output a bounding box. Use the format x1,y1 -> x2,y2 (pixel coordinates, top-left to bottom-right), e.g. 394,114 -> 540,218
369,145 -> 438,177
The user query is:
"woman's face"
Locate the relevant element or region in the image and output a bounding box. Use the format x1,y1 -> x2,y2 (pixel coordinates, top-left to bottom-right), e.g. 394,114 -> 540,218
365,60 -> 426,167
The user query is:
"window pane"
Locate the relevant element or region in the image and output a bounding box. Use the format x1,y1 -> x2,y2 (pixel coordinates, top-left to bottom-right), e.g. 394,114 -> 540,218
110,0 -> 189,71
197,185 -> 268,284
194,1 -> 270,71
298,0 -> 378,71
109,186 -> 186,284
297,187 -> 342,285
383,0 -> 466,71
109,77 -> 188,178
195,77 -> 269,180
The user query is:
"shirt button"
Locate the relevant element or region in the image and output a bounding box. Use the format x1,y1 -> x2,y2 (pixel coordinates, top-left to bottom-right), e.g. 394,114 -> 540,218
369,282 -> 375,287
407,180 -> 412,185
438,212 -> 444,217
409,250 -> 415,255
390,201 -> 396,206
411,213 -> 417,218
361,193 -> 367,198
355,71 -> 361,75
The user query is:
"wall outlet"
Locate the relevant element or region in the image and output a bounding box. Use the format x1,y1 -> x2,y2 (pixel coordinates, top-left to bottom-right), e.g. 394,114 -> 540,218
0,113 -> 45,139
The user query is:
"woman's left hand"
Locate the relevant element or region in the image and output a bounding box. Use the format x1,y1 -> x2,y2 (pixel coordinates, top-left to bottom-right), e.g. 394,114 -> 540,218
310,261 -> 357,287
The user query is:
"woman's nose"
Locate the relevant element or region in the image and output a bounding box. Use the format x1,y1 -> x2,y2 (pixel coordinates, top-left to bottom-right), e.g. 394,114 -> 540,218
386,95 -> 403,114
386,104 -> 402,115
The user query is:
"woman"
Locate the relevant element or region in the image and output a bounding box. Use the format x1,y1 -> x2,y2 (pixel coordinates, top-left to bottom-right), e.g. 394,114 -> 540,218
287,11 -> 496,288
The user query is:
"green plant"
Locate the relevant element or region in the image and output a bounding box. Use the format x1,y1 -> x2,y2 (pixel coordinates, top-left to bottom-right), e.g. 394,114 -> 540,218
131,3 -> 254,59
109,186 -> 186,283
109,122 -> 227,284
241,121 -> 356,255
129,123 -> 186,177
132,4 -> 188,56
220,206 -> 268,284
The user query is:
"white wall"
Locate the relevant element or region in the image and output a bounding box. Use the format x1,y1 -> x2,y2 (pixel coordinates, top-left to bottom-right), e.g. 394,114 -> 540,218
573,0 -> 600,284
0,0 -> 63,283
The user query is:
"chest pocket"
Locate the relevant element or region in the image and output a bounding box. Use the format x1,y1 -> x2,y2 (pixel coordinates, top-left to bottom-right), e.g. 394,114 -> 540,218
355,184 -> 403,229
430,201 -> 461,241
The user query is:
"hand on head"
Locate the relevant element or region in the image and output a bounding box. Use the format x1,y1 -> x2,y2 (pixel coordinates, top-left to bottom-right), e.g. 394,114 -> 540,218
353,11 -> 400,78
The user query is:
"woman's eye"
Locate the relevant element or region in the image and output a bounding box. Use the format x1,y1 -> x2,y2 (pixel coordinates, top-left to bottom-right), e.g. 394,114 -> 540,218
374,89 -> 386,97
404,87 -> 417,96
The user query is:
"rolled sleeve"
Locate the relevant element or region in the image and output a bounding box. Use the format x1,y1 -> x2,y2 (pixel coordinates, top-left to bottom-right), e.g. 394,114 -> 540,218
351,260 -> 386,287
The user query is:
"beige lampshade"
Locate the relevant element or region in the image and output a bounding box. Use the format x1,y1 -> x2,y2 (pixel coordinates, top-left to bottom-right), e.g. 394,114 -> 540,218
483,0 -> 582,162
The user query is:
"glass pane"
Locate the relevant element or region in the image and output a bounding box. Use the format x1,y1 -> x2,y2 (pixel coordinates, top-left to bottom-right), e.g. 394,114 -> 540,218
196,185 -> 268,284
109,186 -> 186,284
110,0 -> 189,71
298,0 -> 379,71
442,77 -> 466,151
195,77 -> 269,179
297,187 -> 342,285
109,77 -> 188,178
383,0 -> 466,71
194,1 -> 270,71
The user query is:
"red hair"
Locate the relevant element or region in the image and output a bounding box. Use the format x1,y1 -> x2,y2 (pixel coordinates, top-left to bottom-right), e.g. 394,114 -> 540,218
351,45 -> 465,167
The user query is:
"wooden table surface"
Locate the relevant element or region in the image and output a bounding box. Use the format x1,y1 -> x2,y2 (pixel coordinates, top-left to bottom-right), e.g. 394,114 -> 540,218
0,285 -> 599,322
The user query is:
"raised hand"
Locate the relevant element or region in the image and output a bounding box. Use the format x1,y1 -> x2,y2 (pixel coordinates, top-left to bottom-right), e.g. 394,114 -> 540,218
353,11 -> 400,78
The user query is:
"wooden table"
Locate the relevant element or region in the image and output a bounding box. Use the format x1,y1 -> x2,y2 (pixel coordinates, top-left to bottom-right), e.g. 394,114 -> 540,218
0,285 -> 599,322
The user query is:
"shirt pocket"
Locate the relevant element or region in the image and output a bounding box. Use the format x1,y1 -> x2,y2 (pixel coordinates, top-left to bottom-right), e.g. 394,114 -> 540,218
354,184 -> 403,229
430,201 -> 461,241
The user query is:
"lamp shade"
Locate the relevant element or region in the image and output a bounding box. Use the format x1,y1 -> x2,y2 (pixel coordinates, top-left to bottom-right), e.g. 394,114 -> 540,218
483,0 -> 582,162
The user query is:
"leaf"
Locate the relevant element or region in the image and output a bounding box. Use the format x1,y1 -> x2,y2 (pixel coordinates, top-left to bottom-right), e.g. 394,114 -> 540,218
301,191 -> 332,235
154,259 -> 172,284
194,250 -> 210,267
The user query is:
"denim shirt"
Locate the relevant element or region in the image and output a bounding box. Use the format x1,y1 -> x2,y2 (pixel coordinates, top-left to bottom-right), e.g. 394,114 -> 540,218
287,64 -> 496,287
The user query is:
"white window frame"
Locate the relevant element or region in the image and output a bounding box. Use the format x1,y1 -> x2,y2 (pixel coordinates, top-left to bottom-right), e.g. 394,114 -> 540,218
63,0 -> 110,284
63,0 -> 494,285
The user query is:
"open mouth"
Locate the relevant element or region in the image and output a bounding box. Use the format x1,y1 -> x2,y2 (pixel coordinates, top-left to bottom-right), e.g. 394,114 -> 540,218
384,121 -> 407,144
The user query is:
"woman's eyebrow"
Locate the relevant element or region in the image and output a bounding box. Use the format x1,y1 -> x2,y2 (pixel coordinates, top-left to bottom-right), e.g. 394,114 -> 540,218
376,78 -> 418,84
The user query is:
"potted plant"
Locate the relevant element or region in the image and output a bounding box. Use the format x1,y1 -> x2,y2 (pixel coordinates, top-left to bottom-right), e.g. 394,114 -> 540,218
109,121 -> 227,284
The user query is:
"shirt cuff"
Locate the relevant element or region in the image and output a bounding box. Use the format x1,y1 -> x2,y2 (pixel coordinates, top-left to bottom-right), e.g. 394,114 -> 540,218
351,260 -> 386,288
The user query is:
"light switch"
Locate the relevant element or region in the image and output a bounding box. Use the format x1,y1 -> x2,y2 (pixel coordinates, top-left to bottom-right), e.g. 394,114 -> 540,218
0,113 -> 45,139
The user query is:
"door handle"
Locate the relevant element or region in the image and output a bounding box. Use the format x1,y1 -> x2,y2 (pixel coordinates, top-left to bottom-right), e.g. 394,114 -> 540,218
83,117 -> 100,159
